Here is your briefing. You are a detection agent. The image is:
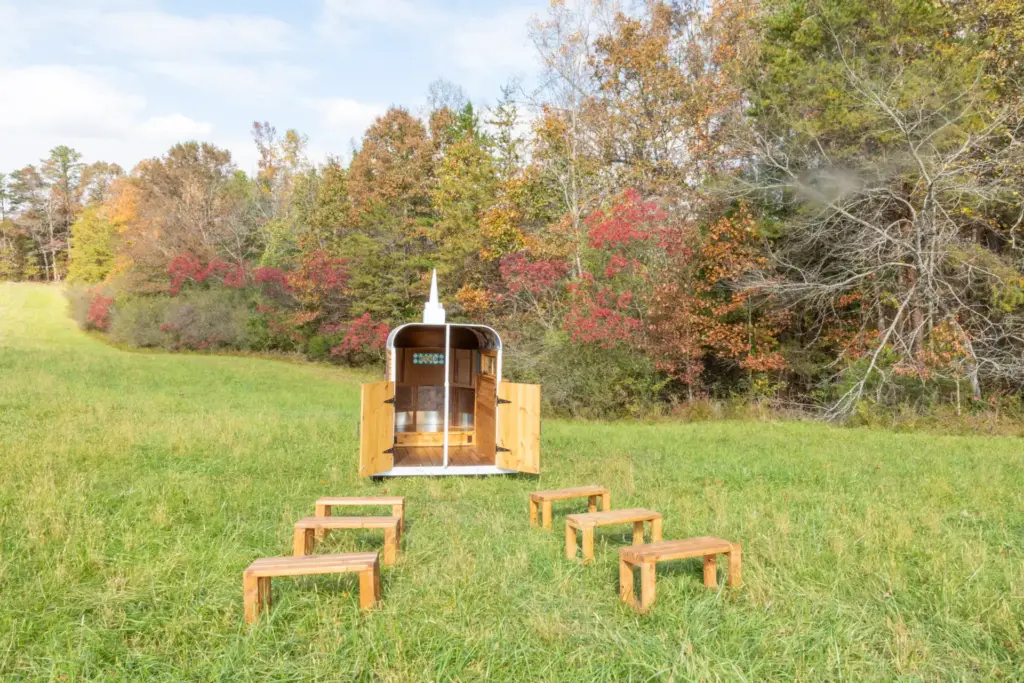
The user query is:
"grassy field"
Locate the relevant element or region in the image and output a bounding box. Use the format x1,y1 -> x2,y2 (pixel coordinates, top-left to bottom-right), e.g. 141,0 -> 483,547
0,282 -> 1022,681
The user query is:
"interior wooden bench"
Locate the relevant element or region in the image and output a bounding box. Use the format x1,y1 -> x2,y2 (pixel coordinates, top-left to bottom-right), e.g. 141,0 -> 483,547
565,508 -> 662,563
315,496 -> 405,537
529,485 -> 611,530
294,516 -> 401,566
243,552 -> 380,623
619,537 -> 742,612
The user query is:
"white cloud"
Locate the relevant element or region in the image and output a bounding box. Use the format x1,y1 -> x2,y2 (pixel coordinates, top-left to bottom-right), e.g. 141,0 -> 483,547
0,3 -> 304,169
0,0 -> 545,171
134,113 -> 213,140
0,65 -> 146,138
0,65 -> 215,170
94,11 -> 295,57
323,0 -> 433,26
143,60 -> 312,100
319,0 -> 539,75
2,3 -> 288,60
305,97 -> 387,152
0,2 -> 30,60
447,9 -> 538,75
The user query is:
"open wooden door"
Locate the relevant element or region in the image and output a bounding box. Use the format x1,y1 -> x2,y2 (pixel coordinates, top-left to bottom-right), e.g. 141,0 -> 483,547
359,381 -> 395,477
475,374 -> 497,462
496,382 -> 540,474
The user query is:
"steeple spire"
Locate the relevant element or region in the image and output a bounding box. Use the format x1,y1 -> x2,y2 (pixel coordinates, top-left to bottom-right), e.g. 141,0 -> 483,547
422,269 -> 446,324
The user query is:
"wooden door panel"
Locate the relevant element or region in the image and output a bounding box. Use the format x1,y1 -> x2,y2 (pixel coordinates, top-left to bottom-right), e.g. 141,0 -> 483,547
359,381 -> 395,477
496,382 -> 540,474
475,374 -> 496,463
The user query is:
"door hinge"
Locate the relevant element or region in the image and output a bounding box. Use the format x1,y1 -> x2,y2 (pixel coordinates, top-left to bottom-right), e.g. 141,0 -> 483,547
496,446 -> 511,453
384,397 -> 396,404
384,447 -> 394,454
497,398 -> 511,405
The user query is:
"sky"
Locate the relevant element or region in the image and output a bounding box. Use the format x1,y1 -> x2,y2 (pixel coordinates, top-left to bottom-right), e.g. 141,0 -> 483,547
0,0 -> 550,175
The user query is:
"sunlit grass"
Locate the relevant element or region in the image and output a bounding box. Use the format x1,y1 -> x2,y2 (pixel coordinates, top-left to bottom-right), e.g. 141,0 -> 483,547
1,282 -> 1021,680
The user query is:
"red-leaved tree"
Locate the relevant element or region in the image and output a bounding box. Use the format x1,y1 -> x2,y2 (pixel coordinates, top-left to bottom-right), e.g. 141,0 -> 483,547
647,207 -> 787,394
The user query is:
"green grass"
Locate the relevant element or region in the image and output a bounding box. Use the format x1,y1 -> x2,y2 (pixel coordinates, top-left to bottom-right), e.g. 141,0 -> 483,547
1,282 -> 1021,681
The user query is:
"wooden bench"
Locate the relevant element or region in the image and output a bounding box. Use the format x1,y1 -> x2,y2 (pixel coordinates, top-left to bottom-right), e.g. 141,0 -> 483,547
565,508 -> 662,563
294,516 -> 401,566
619,537 -> 742,612
530,486 -> 611,530
243,552 -> 380,623
315,496 -> 405,538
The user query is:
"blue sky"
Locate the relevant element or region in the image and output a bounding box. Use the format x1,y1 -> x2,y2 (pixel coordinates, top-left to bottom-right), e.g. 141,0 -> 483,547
0,0 -> 549,174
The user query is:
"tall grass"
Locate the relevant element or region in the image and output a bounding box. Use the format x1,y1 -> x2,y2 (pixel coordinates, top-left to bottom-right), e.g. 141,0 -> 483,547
1,283 -> 1021,680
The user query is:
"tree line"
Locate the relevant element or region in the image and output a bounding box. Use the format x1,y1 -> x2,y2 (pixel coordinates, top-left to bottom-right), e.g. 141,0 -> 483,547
3,0 -> 1022,421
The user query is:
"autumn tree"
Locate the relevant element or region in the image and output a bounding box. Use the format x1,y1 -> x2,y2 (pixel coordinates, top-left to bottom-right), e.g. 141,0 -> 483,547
431,103 -> 501,294
8,165 -> 59,279
0,219 -> 34,280
345,107 -> 436,319
79,161 -> 124,205
588,0 -> 756,203
739,0 -> 1024,416
488,87 -> 525,183
0,172 -> 10,222
122,142 -> 251,289
68,205 -> 118,284
528,0 -> 613,278
42,146 -> 84,233
292,158 -> 352,256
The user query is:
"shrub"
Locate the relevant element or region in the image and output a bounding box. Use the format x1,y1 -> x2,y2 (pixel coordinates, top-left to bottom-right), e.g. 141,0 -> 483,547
160,289 -> 251,350
305,334 -> 335,361
66,286 -> 115,331
247,304 -> 301,353
504,329 -> 668,419
65,287 -> 93,330
108,296 -> 171,347
327,313 -> 388,366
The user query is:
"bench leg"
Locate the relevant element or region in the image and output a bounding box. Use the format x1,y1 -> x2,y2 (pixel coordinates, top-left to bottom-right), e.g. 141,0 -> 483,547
640,562 -> 656,612
393,503 -> 404,534
243,573 -> 258,623
529,499 -> 539,527
633,521 -> 645,545
565,523 -> 577,560
359,566 -> 380,609
244,573 -> 271,624
542,501 -> 552,530
293,527 -> 314,556
259,577 -> 271,611
383,527 -> 397,566
703,554 -> 718,588
315,504 -> 331,541
602,491 -> 611,511
581,527 -> 595,564
728,545 -> 742,587
619,559 -> 636,608
588,496 -> 598,513
651,518 -> 662,542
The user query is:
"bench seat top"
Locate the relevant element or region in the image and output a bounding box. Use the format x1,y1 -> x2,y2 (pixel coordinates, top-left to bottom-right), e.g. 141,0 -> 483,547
317,496 -> 404,506
530,485 -> 608,501
566,507 -> 661,528
620,537 -> 736,564
246,552 -> 378,577
296,516 -> 400,529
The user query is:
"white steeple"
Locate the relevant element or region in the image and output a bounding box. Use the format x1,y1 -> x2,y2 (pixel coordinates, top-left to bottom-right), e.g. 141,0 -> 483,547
422,269 -> 446,324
